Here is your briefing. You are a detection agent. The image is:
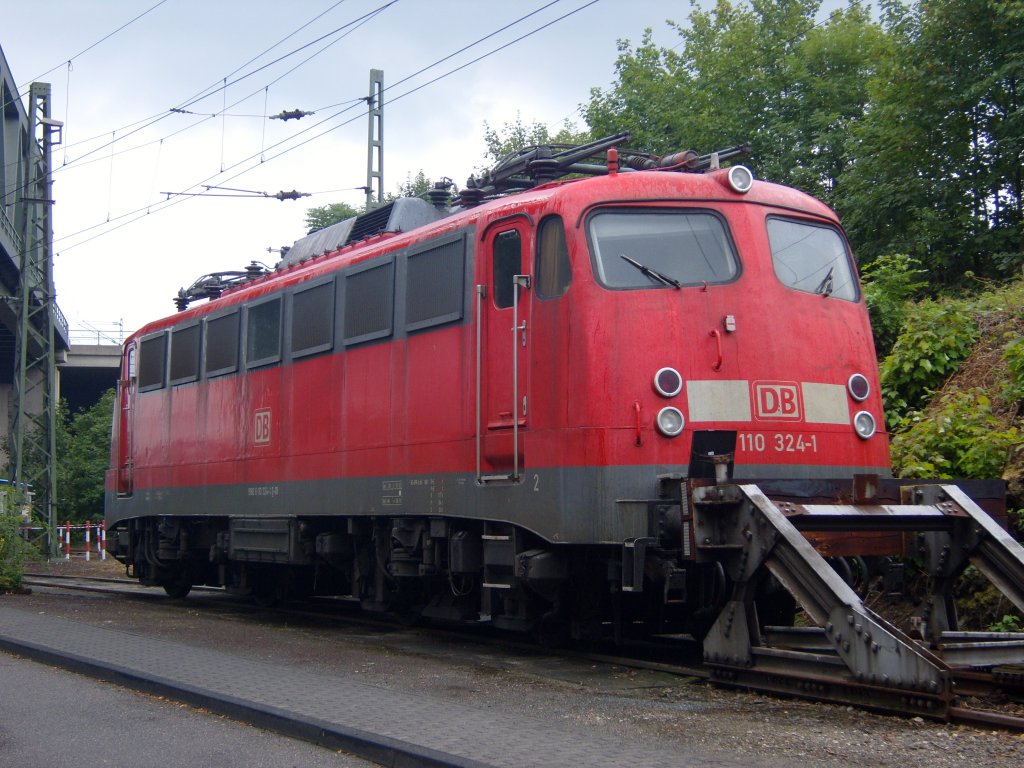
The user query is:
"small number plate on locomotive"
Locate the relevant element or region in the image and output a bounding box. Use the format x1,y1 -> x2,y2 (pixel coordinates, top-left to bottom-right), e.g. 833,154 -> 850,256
739,432 -> 819,453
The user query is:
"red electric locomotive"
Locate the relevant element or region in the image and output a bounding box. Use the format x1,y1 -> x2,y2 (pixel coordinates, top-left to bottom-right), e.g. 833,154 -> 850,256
105,135 -> 1021,678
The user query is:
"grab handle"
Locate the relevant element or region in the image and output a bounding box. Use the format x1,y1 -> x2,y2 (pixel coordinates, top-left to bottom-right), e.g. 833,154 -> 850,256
710,329 -> 723,371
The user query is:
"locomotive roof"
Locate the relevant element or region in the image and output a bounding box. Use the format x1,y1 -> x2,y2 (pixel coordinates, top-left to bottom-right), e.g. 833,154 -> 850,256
133,164 -> 837,341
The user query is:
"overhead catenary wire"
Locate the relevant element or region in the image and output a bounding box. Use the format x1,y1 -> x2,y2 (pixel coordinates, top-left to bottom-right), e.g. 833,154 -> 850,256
62,61 -> 73,167
173,0 -> 393,114
386,0 -> 601,105
7,0 -> 170,100
0,1 -> 394,199
53,0 -> 357,158
261,88 -> 270,162
54,0 -> 604,254
5,0 -> 558,191
61,1 -> 400,170
160,185 -> 312,201
54,0 -> 602,253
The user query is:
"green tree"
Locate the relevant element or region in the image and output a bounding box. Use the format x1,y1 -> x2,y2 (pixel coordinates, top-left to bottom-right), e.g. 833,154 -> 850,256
394,169 -> 434,199
481,114 -> 590,164
304,202 -> 360,234
58,390 -> 117,523
586,1 -> 886,205
304,170 -> 438,233
840,0 -> 1024,282
859,253 -> 928,356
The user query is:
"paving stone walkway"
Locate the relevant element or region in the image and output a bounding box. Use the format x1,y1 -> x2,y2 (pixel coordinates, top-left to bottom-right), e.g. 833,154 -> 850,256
0,603 -> 743,767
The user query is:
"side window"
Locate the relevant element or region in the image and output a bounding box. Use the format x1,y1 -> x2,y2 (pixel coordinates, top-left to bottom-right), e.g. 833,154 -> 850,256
291,280 -> 335,358
169,323 -> 200,385
406,237 -> 465,332
138,333 -> 167,392
246,297 -> 282,368
535,216 -> 571,299
766,217 -> 858,301
492,230 -> 521,309
126,345 -> 137,380
205,311 -> 239,377
344,259 -> 394,345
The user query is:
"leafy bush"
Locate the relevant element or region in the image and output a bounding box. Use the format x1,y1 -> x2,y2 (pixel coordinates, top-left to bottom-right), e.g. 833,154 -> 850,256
1004,337 -> 1024,405
890,389 -> 1018,479
879,299 -> 977,422
1010,508 -> 1024,539
990,614 -> 1023,632
860,254 -> 927,357
0,507 -> 33,592
954,567 -> 1021,632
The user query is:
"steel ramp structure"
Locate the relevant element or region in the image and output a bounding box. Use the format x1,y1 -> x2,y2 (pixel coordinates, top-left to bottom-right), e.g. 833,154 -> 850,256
692,482 -> 1024,718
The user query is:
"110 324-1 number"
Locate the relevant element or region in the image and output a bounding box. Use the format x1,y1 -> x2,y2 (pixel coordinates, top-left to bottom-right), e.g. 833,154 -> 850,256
739,432 -> 818,454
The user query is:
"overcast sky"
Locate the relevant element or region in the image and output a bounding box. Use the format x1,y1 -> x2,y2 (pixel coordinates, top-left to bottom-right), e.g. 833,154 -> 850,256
1,0 -> 834,338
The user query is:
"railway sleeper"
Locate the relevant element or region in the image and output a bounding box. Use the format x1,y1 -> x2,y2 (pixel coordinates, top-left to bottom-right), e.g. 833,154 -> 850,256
689,482 -> 1024,718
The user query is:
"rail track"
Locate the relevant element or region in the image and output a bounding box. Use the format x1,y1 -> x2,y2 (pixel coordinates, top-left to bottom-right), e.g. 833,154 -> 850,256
19,572 -> 1024,732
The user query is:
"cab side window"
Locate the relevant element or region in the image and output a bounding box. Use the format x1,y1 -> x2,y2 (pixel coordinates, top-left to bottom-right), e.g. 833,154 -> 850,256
492,230 -> 521,309
535,215 -> 570,299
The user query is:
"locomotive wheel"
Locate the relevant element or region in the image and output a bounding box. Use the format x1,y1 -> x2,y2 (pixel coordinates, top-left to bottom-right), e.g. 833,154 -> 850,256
847,556 -> 871,597
161,573 -> 192,599
388,581 -> 425,626
755,573 -> 797,627
252,579 -> 286,608
535,602 -> 571,648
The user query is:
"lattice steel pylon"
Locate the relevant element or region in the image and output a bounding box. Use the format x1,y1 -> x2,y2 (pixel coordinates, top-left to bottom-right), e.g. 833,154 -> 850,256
364,69 -> 383,209
11,83 -> 61,556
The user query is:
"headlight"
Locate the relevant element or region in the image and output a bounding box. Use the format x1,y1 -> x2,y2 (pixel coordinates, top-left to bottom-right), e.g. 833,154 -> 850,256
656,407 -> 685,437
727,165 -> 754,193
848,373 -> 870,402
654,367 -> 683,398
853,411 -> 876,439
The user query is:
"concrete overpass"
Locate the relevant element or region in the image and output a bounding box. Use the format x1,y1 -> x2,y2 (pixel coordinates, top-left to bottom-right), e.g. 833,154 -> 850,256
61,342 -> 121,413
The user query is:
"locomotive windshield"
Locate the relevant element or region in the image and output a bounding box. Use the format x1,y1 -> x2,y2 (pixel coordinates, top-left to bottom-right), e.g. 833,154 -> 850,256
588,210 -> 738,289
766,217 -> 858,301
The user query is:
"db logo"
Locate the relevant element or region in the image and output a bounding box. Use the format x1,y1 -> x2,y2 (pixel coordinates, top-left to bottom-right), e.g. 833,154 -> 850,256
752,382 -> 802,421
254,408 -> 272,444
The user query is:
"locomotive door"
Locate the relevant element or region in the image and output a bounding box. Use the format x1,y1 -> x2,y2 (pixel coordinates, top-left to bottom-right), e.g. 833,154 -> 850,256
115,343 -> 137,495
477,221 -> 533,481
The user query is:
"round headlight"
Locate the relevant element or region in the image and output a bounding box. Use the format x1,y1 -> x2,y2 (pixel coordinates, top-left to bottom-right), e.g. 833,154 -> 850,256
654,367 -> 683,398
656,407 -> 685,437
727,165 -> 754,193
848,373 -> 870,402
853,411 -> 876,439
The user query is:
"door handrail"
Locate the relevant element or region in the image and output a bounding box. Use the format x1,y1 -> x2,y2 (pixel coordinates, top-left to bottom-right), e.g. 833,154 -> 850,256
475,284 -> 485,483
512,274 -> 531,480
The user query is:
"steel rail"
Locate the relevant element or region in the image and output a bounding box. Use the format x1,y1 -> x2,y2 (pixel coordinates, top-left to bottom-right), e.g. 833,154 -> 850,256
19,572 -> 1024,731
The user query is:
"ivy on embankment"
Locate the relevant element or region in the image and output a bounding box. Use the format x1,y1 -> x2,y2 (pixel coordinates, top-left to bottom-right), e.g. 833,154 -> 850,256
870,271 -> 1024,539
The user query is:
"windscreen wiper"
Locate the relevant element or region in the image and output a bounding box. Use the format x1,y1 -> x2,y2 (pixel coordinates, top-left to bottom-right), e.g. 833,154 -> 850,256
815,266 -> 834,297
620,254 -> 682,289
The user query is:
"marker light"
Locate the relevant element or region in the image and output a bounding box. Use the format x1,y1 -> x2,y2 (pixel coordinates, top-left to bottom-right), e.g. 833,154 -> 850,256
727,165 -> 754,193
656,407 -> 685,437
848,373 -> 870,402
853,411 -> 877,439
654,367 -> 683,398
